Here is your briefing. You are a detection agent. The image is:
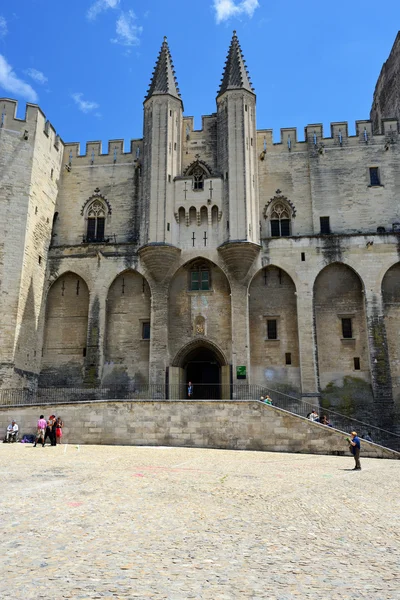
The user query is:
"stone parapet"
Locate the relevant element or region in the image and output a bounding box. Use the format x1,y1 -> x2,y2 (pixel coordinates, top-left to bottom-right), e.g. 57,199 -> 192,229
1,400 -> 398,459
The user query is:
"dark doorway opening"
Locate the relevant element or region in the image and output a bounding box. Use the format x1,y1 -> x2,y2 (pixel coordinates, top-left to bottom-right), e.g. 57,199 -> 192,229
184,346 -> 221,399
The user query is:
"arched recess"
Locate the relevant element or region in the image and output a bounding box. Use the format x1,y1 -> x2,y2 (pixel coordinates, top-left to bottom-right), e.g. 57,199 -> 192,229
168,258 -> 232,376
40,272 -> 89,385
382,263 -> 400,403
249,266 -> 300,392
170,338 -> 228,399
104,270 -> 151,386
314,263 -> 370,392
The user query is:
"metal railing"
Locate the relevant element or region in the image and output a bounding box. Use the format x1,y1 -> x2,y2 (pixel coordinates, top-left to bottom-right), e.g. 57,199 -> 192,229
1,383 -> 399,451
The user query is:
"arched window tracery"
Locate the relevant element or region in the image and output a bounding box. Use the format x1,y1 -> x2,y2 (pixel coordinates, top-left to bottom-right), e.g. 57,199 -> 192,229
270,202 -> 291,237
86,200 -> 106,242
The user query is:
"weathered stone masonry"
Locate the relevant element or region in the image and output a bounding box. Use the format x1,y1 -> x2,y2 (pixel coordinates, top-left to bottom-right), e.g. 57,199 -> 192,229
1,31 -> 400,429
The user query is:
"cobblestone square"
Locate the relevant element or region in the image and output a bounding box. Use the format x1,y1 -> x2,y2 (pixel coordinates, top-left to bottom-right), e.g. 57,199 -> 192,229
1,444 -> 399,599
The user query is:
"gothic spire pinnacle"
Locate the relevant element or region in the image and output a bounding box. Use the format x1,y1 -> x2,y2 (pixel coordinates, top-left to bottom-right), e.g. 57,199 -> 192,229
145,37 -> 182,103
217,31 -> 255,98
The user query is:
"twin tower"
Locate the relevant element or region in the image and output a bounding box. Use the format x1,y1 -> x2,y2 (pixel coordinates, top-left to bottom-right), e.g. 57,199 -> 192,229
143,32 -> 259,250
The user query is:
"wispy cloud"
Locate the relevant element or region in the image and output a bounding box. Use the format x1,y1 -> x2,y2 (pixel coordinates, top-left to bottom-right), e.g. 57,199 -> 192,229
71,92 -> 100,114
24,68 -> 48,85
0,55 -> 38,102
214,0 -> 260,23
0,15 -> 7,38
111,10 -> 143,47
87,0 -> 120,21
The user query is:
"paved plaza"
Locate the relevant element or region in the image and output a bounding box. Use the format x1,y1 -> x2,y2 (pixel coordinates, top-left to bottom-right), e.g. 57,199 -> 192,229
1,444 -> 399,600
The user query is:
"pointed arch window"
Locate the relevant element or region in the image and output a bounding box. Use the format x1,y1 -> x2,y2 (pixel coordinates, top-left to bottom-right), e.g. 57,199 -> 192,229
192,165 -> 205,191
87,200 -> 106,242
270,203 -> 291,237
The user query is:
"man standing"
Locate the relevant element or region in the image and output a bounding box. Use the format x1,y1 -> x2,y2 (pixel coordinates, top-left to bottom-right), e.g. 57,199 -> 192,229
348,431 -> 361,470
187,381 -> 193,398
5,420 -> 18,442
33,415 -> 47,447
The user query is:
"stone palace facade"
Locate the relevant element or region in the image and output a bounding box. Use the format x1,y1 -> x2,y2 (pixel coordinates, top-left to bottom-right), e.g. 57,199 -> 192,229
1,32 -> 400,418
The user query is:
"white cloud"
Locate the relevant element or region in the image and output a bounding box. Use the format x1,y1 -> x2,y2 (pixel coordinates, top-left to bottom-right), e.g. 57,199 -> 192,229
24,68 -> 48,85
71,92 -> 100,113
214,0 -> 259,23
111,10 -> 143,47
87,0 -> 120,21
0,55 -> 38,102
0,16 -> 7,38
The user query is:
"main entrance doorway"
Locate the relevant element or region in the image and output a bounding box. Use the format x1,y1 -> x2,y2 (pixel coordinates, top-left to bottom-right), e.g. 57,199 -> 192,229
184,346 -> 221,399
169,341 -> 231,399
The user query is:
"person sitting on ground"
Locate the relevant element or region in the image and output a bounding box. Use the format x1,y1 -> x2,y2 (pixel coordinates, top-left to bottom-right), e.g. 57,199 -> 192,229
5,420 -> 18,442
307,409 -> 319,422
319,414 -> 333,427
264,395 -> 273,405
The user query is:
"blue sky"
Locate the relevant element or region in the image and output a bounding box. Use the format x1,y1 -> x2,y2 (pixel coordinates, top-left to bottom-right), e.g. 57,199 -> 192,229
0,1 -> 399,148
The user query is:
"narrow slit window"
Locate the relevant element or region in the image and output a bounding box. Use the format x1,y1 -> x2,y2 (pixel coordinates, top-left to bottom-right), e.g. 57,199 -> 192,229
342,318 -> 353,339
267,319 -> 277,340
320,216 -> 330,234
142,322 -> 151,340
354,357 -> 360,370
285,352 -> 292,365
369,167 -> 381,186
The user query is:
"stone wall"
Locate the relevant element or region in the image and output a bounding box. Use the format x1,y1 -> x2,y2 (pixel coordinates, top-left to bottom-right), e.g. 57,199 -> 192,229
0,400 -> 398,459
371,32 -> 400,133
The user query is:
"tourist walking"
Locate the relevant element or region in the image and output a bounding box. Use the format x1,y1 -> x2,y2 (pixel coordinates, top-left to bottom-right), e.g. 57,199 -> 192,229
33,415 -> 47,447
56,417 -> 64,444
348,431 -> 361,470
44,415 -> 57,446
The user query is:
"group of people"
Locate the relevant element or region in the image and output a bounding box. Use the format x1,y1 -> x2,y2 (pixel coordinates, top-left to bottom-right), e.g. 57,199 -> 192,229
307,409 -> 333,427
33,414 -> 63,447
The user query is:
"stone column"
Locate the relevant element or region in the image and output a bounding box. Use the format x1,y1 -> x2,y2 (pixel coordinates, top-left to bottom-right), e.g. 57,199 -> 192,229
148,281 -> 169,389
84,293 -> 106,387
230,280 -> 250,391
364,290 -> 393,404
296,288 -> 320,402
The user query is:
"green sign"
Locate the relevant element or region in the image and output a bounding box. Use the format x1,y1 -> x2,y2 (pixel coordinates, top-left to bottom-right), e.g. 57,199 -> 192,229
236,366 -> 247,380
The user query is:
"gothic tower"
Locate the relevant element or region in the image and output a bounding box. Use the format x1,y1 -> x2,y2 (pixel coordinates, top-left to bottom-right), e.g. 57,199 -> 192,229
216,31 -> 259,244
143,37 -> 183,244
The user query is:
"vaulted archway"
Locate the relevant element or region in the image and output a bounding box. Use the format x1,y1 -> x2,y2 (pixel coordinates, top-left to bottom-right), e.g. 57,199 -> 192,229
40,272 -> 89,386
249,265 -> 300,392
382,262 -> 400,404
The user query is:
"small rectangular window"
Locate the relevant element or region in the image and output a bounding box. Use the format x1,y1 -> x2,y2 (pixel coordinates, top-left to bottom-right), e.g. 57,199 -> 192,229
267,319 -> 277,340
167,222 -> 170,231
142,322 -> 150,340
96,217 -> 105,242
285,352 -> 292,365
342,318 -> 353,339
200,271 -> 210,290
168,174 -> 171,183
369,167 -> 381,186
83,347 -> 87,357
320,216 -> 330,234
271,220 -> 280,237
191,271 -> 200,291
301,252 -> 305,261
354,357 -> 360,370
38,256 -> 42,265
87,218 -> 96,241
245,105 -> 248,112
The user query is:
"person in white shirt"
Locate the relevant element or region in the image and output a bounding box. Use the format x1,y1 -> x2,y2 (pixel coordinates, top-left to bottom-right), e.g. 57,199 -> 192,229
5,420 -> 19,442
307,409 -> 319,422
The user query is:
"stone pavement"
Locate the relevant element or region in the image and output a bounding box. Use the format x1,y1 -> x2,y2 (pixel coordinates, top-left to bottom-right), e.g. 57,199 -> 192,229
0,444 -> 399,600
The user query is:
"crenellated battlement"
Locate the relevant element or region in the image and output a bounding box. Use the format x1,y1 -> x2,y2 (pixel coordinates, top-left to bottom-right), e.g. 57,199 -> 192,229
0,98 -> 62,151
256,118 -> 399,154
63,138 -> 143,165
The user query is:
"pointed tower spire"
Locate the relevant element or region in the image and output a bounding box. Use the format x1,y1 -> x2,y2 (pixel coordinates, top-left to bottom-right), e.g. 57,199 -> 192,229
217,31 -> 254,98
145,36 -> 182,103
